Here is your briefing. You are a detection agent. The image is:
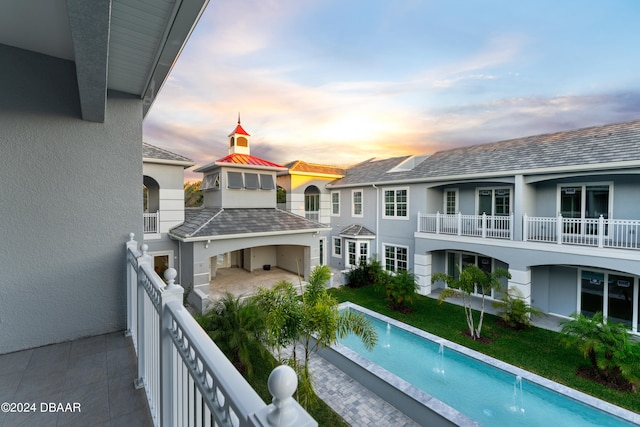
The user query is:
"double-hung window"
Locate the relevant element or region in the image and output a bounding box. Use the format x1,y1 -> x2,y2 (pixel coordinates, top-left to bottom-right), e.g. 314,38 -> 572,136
332,237 -> 342,257
331,191 -> 340,216
352,190 -> 363,217
383,188 -> 408,218
384,244 -> 408,272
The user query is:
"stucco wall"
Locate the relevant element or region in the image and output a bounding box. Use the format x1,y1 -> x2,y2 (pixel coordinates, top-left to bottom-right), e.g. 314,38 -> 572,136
0,45 -> 142,354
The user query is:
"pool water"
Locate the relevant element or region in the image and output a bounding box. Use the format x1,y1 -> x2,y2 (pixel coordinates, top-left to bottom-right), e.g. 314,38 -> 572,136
337,305 -> 638,427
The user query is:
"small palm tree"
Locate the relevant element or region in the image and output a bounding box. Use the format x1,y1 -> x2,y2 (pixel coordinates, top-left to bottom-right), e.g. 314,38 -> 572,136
492,287 -> 543,330
432,264 -> 510,340
196,292 -> 269,378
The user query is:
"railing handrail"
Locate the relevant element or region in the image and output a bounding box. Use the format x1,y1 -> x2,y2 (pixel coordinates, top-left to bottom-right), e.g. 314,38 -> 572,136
166,302 -> 266,425
126,234 -> 316,427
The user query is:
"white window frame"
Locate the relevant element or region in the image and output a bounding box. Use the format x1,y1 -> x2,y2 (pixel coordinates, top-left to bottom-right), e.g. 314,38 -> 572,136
345,239 -> 369,268
352,189 -> 364,218
319,237 -> 326,266
556,182 -> 613,218
443,188 -> 458,215
383,243 -> 409,272
445,251 -> 497,299
475,186 -> 512,216
332,237 -> 342,258
331,191 -> 340,216
576,267 -> 638,334
382,187 -> 409,219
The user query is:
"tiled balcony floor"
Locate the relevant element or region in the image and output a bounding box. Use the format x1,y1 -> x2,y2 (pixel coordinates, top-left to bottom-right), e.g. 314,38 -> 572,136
0,332 -> 152,427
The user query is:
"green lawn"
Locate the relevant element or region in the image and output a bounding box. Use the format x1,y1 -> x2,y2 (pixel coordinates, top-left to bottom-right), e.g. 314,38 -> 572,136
328,285 -> 640,414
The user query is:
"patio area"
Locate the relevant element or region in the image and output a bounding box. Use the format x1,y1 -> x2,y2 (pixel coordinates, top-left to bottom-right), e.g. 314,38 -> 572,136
0,332 -> 151,427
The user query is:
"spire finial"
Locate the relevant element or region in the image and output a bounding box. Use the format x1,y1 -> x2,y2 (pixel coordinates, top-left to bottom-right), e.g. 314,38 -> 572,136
237,112 -> 241,124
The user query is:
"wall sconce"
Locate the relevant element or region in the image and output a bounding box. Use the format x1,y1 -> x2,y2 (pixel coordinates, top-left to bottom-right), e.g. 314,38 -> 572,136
204,239 -> 210,249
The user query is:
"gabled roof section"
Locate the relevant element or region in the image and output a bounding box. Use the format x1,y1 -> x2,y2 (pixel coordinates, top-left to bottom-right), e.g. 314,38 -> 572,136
143,142 -> 195,168
327,156 -> 412,188
339,224 -> 376,238
170,208 -> 328,241
283,160 -> 347,177
411,120 -> 640,179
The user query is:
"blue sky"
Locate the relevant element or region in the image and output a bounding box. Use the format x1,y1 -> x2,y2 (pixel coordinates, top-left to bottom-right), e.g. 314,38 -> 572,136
143,0 -> 640,181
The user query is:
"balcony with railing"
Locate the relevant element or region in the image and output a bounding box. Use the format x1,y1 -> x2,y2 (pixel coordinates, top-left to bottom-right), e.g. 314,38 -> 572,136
126,234 -> 316,427
143,211 -> 159,234
417,212 -> 514,240
417,212 -> 640,251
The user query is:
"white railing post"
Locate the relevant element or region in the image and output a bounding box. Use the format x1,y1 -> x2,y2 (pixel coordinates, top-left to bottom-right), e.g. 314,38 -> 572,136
251,365 -> 317,427
160,268 -> 183,427
126,233 -> 138,338
509,213 -> 514,240
556,214 -> 563,245
457,212 -> 462,236
135,244 -> 152,390
522,214 -> 528,241
436,211 -> 441,234
417,211 -> 421,232
481,213 -> 487,238
598,215 -> 605,248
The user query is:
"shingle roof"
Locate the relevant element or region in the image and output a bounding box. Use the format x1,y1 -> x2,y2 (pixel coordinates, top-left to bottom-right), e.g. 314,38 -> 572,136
142,142 -> 194,165
327,156 -> 412,187
170,208 -> 328,240
410,120 -> 640,179
283,160 -> 347,176
339,224 -> 375,238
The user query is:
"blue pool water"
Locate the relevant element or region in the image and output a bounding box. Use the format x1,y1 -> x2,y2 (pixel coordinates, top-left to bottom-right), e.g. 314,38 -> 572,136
337,305 -> 638,427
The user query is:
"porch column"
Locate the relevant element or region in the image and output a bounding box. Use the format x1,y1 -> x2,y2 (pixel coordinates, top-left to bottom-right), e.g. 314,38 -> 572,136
508,268 -> 532,306
414,252 -> 432,296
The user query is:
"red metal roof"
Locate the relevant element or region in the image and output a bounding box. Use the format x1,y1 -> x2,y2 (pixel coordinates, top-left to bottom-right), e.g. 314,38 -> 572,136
228,123 -> 250,136
216,153 -> 284,168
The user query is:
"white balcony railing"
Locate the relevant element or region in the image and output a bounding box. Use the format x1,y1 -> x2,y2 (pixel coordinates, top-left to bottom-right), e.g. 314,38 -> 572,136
126,234 -> 316,427
524,214 -> 640,249
417,212 -> 513,240
416,212 -> 640,250
144,211 -> 159,234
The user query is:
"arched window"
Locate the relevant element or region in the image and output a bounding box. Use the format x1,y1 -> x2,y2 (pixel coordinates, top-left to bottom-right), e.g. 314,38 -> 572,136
304,185 -> 320,221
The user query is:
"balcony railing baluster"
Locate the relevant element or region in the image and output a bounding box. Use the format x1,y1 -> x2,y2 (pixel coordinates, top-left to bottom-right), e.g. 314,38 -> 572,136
126,235 -> 316,427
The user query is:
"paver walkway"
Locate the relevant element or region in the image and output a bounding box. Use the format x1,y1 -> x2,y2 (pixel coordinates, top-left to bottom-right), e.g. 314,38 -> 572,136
309,352 -> 420,427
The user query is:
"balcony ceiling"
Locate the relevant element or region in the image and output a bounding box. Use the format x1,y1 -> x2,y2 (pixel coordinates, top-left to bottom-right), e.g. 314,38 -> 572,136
0,0 -> 208,122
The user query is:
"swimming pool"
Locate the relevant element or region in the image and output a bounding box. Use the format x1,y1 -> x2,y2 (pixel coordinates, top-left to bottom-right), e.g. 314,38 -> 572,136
329,302 -> 639,427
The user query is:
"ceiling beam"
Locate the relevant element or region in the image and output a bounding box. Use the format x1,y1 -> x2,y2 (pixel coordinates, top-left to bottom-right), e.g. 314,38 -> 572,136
66,0 -> 111,123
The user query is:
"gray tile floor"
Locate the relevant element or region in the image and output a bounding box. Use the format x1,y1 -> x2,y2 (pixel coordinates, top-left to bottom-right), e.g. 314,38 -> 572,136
0,332 -> 152,427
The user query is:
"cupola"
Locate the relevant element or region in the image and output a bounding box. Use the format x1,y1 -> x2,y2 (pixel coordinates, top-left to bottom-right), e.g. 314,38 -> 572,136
228,113 -> 251,155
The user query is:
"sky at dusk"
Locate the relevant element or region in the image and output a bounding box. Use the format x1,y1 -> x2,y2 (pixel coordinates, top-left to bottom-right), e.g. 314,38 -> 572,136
143,0 -> 640,181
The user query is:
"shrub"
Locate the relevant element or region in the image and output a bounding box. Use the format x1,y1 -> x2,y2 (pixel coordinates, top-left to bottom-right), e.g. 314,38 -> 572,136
196,292 -> 269,378
560,312 -> 640,391
346,258 -> 387,288
492,288 -> 543,330
382,269 -> 418,311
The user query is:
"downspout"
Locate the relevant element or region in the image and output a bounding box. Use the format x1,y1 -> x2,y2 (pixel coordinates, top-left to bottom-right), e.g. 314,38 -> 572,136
372,184 -> 380,258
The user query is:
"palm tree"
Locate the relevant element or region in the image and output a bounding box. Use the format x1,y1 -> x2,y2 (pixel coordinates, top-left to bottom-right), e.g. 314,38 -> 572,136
196,292 -> 269,378
432,264 -> 510,340
255,265 -> 378,408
